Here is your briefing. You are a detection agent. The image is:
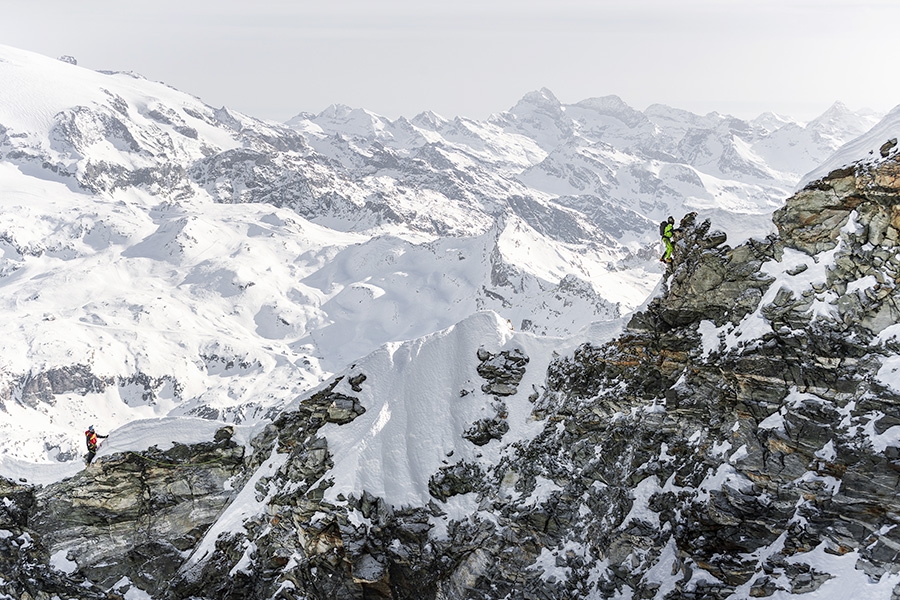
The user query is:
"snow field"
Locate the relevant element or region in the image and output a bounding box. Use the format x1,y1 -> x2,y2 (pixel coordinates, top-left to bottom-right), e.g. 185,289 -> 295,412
317,311 -> 604,510
0,44 -> 240,169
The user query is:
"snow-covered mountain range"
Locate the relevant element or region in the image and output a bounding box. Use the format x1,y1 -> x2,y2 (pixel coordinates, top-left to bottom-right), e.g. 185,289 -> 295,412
6,42 -> 900,600
0,44 -> 884,468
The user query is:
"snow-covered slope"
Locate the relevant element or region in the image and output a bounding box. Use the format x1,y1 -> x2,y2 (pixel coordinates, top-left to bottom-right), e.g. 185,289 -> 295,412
0,154 -> 617,464
802,104 -> 900,185
312,311 -> 620,510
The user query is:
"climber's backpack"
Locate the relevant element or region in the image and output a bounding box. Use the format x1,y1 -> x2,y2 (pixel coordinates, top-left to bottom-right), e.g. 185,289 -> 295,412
659,221 -> 668,236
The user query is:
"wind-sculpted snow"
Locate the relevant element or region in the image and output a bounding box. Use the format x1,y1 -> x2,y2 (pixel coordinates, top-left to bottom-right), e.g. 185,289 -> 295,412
0,160 -> 617,466
315,312 -> 576,508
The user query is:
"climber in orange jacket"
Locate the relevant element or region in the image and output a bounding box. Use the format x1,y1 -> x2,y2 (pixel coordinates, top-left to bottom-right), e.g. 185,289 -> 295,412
85,425 -> 108,465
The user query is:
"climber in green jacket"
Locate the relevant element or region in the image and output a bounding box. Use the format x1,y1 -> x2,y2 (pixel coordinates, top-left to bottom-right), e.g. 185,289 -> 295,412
660,216 -> 675,263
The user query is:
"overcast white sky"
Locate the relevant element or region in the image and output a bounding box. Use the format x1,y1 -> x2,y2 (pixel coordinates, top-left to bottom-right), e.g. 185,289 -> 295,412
2,0 -> 897,123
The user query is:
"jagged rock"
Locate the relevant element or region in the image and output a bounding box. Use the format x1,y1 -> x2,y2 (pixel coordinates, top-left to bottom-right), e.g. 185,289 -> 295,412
0,477 -> 33,529
213,425 -> 234,443
462,417 -> 510,446
481,381 -> 518,396
501,156 -> 900,598
749,575 -> 780,597
348,373 -> 367,391
326,394 -> 366,424
0,528 -> 112,600
25,435 -> 244,595
654,212 -> 777,327
428,462 -> 484,501
476,347 -> 529,396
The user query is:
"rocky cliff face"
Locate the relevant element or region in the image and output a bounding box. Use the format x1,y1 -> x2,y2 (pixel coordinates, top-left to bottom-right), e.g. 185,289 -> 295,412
0,426 -> 244,599
8,151 -> 900,599
520,147 -> 900,598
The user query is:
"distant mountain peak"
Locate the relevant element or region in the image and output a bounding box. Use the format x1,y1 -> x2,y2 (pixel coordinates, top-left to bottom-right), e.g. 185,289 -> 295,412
574,94 -> 629,110
411,109 -> 448,130
508,88 -> 566,117
752,111 -> 797,133
809,100 -> 876,128
519,87 -> 561,107
317,103 -> 358,119
573,95 -> 649,129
